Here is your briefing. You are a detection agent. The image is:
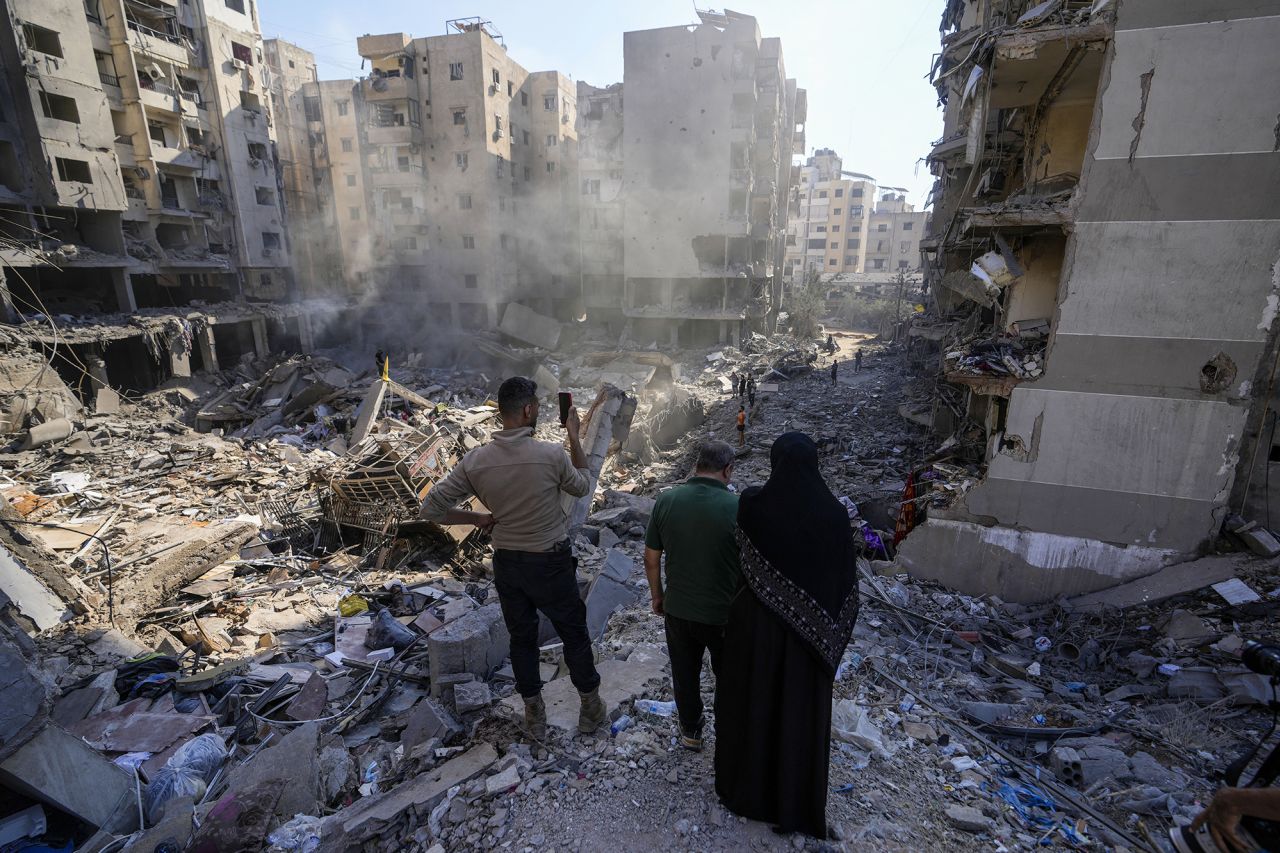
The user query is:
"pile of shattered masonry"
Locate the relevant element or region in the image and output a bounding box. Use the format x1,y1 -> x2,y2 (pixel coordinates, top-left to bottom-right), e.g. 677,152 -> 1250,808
2,316 -> 1279,853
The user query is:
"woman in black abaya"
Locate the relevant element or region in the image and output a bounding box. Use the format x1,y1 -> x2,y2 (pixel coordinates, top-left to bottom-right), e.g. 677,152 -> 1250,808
714,432 -> 859,838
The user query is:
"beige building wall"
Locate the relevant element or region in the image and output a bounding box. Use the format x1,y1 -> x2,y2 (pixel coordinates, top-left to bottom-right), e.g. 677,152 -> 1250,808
865,194 -> 927,273
576,81 -> 624,318
265,38 -> 328,296
785,159 -> 875,279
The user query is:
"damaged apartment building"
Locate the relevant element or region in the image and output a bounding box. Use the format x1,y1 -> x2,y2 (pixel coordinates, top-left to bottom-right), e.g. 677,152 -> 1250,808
899,0 -> 1280,602
292,19 -> 583,331
621,9 -> 802,347
0,0 -> 342,396
784,147 -> 929,280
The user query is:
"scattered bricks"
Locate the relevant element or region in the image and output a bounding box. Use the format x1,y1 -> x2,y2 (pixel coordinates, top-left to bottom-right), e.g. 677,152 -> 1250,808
453,681 -> 492,715
944,804 -> 993,834
1050,747 -> 1084,787
427,603 -> 510,684
1128,751 -> 1184,790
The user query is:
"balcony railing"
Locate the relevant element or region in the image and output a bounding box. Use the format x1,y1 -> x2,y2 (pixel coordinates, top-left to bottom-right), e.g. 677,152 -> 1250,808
128,19 -> 182,44
99,71 -> 120,87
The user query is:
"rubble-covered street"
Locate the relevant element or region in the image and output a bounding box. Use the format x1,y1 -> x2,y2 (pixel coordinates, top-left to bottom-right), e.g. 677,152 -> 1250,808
3,316 -> 1279,853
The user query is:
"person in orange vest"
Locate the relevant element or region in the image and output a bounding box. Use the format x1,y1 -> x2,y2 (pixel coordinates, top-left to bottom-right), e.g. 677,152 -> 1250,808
736,405 -> 747,447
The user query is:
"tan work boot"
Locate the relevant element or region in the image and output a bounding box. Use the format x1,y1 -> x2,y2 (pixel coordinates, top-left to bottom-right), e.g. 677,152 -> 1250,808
578,688 -> 607,734
524,694 -> 547,742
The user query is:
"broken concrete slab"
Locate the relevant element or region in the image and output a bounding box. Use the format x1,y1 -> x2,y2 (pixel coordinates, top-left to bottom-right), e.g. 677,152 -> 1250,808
318,742 -> 498,850
427,603 -> 510,683
0,724 -> 138,834
0,542 -> 70,631
402,698 -> 462,750
584,574 -> 637,640
69,702 -> 215,753
1065,554 -> 1247,612
219,721 -> 323,824
499,303 -> 562,350
499,644 -> 667,732
453,680 -> 492,714
485,763 -> 520,796
1163,609 -> 1211,642
944,804 -> 992,834
0,617 -> 50,763
600,549 -> 634,583
286,672 -> 329,721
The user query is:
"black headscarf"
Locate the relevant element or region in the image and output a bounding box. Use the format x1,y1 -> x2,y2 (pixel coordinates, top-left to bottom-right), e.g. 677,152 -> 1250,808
737,433 -> 858,671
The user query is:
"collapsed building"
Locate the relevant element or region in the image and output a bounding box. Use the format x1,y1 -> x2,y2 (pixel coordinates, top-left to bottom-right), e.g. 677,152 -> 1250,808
900,0 -> 1280,601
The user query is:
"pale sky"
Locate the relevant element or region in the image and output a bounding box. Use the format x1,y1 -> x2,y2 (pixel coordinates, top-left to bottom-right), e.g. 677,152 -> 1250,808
259,0 -> 943,207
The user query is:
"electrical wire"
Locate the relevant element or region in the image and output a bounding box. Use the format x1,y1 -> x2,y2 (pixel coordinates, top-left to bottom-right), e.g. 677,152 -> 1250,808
2,518 -> 114,625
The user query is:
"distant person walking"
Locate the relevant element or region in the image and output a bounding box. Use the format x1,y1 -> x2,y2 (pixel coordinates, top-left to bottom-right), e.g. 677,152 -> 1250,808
854,348 -> 863,374
736,405 -> 747,447
375,350 -> 389,381
830,360 -> 838,385
642,440 -> 741,751
747,377 -> 756,410
715,432 -> 859,839
419,376 -> 606,739
738,374 -> 748,399
825,334 -> 836,357
729,371 -> 740,398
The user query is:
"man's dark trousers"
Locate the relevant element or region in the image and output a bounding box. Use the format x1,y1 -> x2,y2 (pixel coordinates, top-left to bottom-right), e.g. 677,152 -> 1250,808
493,542 -> 601,698
664,613 -> 724,733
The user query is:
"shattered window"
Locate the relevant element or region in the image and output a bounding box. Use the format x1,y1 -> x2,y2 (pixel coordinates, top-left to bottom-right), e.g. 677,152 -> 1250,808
458,194 -> 472,209
450,62 -> 463,80
452,108 -> 466,125
903,221 -> 914,230
834,188 -> 844,197
340,138 -> 352,152
543,94 -> 556,111
337,100 -> 349,117
463,235 -> 475,248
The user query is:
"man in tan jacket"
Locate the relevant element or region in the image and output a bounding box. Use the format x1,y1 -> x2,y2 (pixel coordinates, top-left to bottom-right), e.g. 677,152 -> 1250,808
420,376 -> 605,739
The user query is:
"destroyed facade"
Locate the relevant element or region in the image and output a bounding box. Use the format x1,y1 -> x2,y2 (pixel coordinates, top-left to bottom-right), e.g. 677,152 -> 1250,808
620,10 -> 802,347
900,0 -> 1280,601
0,0 -> 299,312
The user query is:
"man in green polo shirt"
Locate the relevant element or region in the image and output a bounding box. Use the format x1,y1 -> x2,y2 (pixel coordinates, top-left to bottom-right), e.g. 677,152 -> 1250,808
643,439 -> 741,751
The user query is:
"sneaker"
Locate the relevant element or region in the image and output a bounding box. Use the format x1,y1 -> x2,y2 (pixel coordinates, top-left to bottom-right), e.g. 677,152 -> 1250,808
679,720 -> 703,752
578,688 -> 607,733
523,694 -> 547,742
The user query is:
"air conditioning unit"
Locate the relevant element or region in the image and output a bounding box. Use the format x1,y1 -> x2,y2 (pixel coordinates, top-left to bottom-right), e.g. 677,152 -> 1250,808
143,64 -> 164,82
247,157 -> 262,168
230,58 -> 246,71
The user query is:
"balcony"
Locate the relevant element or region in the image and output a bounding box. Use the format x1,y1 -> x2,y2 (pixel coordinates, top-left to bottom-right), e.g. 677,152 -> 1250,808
149,144 -> 208,172
366,123 -> 418,146
127,21 -> 190,66
361,75 -> 412,101
139,83 -> 186,116
115,141 -> 136,166
369,164 -> 424,187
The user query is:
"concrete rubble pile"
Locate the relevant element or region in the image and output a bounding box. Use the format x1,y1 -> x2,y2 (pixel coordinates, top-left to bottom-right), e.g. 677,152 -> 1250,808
2,325 -> 1277,852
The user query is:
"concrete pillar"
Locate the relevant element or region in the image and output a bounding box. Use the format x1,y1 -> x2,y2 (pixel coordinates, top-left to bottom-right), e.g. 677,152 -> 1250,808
566,385 -> 638,531
296,313 -> 316,353
169,343 -> 191,378
112,271 -> 137,313
195,324 -> 219,374
249,318 -> 269,357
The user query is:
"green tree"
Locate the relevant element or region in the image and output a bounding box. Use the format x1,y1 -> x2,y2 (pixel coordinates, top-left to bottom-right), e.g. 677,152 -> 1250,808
787,268 -> 825,340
